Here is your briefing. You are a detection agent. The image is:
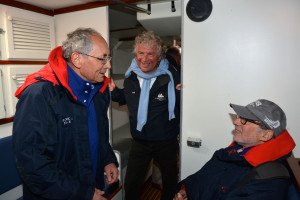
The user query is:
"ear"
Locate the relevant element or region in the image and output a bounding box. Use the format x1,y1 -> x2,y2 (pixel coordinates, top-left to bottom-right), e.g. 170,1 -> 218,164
260,130 -> 274,142
70,52 -> 82,69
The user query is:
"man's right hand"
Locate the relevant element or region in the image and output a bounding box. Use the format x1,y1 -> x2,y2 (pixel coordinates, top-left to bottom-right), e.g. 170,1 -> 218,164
109,79 -> 116,92
92,188 -> 107,200
173,188 -> 187,200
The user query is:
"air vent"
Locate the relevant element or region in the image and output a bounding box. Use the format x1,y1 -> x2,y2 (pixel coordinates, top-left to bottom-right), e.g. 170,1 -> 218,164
4,6 -> 55,60
1,65 -> 43,117
10,17 -> 52,52
11,74 -> 28,88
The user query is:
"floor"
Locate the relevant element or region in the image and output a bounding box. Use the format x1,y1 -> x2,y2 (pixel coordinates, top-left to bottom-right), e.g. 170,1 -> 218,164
140,178 -> 162,200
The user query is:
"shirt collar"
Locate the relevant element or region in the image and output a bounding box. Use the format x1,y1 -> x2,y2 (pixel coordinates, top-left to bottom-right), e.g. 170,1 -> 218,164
66,61 -> 102,105
237,145 -> 257,155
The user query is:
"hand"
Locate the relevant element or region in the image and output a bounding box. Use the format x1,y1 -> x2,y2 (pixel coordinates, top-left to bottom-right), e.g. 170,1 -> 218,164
173,188 -> 187,200
176,83 -> 182,91
104,163 -> 119,184
92,188 -> 107,200
109,79 -> 116,92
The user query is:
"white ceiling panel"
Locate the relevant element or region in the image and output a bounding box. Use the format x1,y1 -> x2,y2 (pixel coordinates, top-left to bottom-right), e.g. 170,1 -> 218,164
15,0 -> 96,10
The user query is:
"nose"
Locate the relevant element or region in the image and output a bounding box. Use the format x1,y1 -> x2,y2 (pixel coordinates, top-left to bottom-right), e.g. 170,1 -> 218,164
141,54 -> 148,61
233,117 -> 241,126
104,60 -> 111,69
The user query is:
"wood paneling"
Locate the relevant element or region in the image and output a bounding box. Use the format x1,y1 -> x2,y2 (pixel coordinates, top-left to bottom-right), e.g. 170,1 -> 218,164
54,1 -> 112,15
0,117 -> 13,125
0,0 -> 54,16
0,60 -> 48,65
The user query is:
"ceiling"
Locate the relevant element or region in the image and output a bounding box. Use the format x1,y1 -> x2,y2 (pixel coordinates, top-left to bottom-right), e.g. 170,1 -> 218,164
15,0 -> 98,10
14,0 -> 171,11
11,0 -> 181,48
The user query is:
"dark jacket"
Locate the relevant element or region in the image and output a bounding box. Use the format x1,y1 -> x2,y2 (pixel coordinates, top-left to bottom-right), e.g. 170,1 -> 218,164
166,54 -> 181,78
13,46 -> 117,200
111,66 -> 180,141
180,130 -> 296,200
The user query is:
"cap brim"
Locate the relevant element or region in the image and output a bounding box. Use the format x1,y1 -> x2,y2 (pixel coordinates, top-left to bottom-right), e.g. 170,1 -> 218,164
230,103 -> 259,120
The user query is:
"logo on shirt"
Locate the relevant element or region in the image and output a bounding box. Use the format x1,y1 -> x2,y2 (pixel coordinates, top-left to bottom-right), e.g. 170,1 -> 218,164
62,117 -> 73,126
227,149 -> 236,155
155,93 -> 166,101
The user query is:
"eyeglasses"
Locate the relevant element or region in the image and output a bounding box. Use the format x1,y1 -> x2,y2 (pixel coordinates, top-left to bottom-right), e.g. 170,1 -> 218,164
236,115 -> 268,130
78,52 -> 112,64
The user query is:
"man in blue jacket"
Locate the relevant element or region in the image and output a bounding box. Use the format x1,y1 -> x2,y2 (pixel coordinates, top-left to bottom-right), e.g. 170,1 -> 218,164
110,31 -> 181,200
174,99 -> 295,200
13,28 -> 118,200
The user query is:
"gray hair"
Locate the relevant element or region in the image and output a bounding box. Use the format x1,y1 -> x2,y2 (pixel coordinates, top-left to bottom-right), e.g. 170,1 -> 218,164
62,28 -> 102,61
133,31 -> 163,57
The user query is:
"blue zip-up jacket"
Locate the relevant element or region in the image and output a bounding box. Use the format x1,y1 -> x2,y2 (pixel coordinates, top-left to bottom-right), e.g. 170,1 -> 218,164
180,130 -> 295,200
12,46 -> 118,200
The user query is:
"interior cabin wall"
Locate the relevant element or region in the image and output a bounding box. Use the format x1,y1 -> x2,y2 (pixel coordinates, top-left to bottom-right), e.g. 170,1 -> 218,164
180,0 -> 300,180
0,5 -> 53,139
54,7 -> 109,46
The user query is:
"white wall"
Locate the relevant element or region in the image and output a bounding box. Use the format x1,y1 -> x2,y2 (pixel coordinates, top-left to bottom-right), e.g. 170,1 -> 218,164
0,123 -> 13,138
54,7 -> 109,45
180,0 -> 300,180
0,5 -> 53,139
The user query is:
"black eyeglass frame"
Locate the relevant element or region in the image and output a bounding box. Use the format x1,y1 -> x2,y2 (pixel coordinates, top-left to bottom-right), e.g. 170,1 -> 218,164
236,115 -> 268,130
78,52 -> 112,64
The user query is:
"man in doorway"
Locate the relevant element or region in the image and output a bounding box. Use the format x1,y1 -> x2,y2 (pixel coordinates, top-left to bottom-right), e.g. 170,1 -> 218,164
13,28 -> 119,200
174,99 -> 295,200
110,31 -> 181,200
166,46 -> 181,78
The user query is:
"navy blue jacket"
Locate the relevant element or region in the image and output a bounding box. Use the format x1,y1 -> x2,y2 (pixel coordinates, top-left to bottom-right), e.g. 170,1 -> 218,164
180,131 -> 296,200
13,46 -> 117,200
111,66 -> 180,141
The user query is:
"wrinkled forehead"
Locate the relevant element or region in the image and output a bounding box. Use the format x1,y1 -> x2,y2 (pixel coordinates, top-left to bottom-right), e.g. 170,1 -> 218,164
139,41 -> 158,49
91,35 -> 110,56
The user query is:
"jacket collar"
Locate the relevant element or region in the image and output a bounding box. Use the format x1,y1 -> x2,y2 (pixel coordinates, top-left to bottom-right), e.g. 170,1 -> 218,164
228,130 -> 295,167
243,130 -> 295,166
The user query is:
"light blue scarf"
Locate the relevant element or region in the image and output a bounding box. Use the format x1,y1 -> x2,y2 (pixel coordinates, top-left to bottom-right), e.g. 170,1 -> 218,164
125,58 -> 176,131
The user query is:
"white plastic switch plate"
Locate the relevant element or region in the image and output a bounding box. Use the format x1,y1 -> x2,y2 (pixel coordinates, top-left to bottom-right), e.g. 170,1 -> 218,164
187,137 -> 202,148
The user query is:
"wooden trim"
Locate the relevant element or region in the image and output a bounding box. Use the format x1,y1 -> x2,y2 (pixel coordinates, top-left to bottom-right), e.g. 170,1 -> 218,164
0,117 -> 14,125
1,0 -> 147,16
0,60 -> 48,65
0,0 -> 149,16
53,1 -> 113,15
123,0 -> 146,3
1,0 -> 111,16
0,0 -> 147,16
0,0 -> 54,16
111,26 -> 143,33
